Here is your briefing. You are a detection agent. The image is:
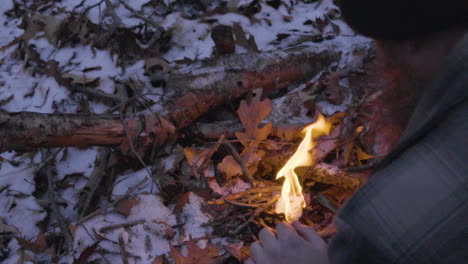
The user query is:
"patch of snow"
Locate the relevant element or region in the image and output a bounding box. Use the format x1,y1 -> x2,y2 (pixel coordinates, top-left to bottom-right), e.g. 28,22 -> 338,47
180,193 -> 212,239
112,169 -> 156,196
55,148 -> 98,180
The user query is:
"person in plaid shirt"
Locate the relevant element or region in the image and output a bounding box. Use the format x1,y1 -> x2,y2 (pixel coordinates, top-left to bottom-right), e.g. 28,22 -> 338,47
246,0 -> 467,263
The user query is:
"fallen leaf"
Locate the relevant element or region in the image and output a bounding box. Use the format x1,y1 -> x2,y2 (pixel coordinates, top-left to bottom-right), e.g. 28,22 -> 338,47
73,241 -> 100,264
15,232 -> 48,254
183,148 -> 212,179
153,254 -> 170,264
235,90 -> 273,147
225,243 -> 250,261
170,237 -> 220,264
61,73 -> 100,87
233,23 -> 258,52
217,155 -> 242,179
240,147 -> 265,176
116,199 -> 140,217
355,147 -> 374,161
69,224 -> 77,237
173,192 -> 192,214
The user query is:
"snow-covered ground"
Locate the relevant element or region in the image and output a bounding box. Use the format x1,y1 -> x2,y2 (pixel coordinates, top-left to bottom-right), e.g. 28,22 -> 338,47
0,0 -> 371,263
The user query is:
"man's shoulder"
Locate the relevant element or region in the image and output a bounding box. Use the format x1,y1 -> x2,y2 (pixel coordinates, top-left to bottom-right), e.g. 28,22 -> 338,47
332,100 -> 468,263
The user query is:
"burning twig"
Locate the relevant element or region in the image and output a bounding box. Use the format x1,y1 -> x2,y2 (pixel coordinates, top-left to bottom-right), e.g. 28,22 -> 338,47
275,114 -> 331,222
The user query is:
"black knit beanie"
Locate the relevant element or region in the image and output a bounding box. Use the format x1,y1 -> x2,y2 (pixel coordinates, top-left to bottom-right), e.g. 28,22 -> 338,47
337,0 -> 467,41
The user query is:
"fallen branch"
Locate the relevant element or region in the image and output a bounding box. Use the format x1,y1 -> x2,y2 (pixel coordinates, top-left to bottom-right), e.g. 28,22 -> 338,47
303,163 -> 361,189
0,47 -> 338,153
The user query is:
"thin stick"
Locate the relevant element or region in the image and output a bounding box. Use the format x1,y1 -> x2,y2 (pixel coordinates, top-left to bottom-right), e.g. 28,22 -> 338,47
234,195 -> 279,234
210,186 -> 281,205
45,159 -> 74,252
78,177 -> 148,224
118,233 -> 129,264
224,142 -> 256,186
223,199 -> 263,209
117,0 -> 160,29
99,220 -> 146,233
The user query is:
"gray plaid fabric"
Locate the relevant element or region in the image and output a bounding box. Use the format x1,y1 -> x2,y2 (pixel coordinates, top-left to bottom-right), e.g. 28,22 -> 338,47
329,34 -> 468,263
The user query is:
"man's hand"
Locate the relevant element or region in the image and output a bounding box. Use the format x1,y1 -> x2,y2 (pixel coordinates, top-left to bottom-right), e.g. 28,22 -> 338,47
245,221 -> 329,264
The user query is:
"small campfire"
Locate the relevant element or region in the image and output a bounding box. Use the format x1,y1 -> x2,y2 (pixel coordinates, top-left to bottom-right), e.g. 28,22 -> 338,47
275,114 -> 331,223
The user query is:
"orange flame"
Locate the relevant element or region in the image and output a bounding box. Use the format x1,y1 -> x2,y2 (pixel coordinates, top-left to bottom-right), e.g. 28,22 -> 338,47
275,114 -> 331,222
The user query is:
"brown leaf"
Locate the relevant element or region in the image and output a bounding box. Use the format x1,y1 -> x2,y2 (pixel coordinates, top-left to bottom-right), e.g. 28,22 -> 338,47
240,147 -> 265,176
116,199 -> 140,217
183,148 -> 212,179
225,243 -> 250,261
235,91 -> 273,147
233,23 -> 258,52
173,192 -> 192,214
15,232 -> 48,254
69,224 -> 77,237
73,241 -> 100,264
170,237 -> 220,264
355,147 -> 374,162
153,254 -> 170,264
61,73 -> 100,87
217,155 -> 242,179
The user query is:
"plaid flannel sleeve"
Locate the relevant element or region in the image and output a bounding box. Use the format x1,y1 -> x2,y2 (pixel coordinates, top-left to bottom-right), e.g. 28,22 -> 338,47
328,100 -> 468,263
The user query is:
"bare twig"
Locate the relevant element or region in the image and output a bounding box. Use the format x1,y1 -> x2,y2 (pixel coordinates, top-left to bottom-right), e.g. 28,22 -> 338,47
118,233 -> 129,264
117,0 -> 161,29
223,199 -> 263,209
78,148 -> 111,218
44,157 -> 74,252
78,177 -> 148,224
99,220 -> 145,233
119,108 -> 155,187
234,195 -> 279,234
104,0 -> 123,27
199,134 -> 225,174
224,142 -> 256,186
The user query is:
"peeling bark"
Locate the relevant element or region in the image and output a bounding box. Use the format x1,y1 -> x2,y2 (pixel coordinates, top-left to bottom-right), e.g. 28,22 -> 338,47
162,47 -> 339,128
0,48 -> 338,153
0,111 -> 124,152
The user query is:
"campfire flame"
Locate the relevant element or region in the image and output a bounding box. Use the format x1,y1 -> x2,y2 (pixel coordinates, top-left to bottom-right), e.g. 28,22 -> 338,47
275,114 -> 331,222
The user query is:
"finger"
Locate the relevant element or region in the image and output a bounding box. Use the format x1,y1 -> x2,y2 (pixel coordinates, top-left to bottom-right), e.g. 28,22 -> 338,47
244,258 -> 255,264
292,221 -> 327,249
249,241 -> 268,263
258,227 -> 277,250
275,222 -> 297,240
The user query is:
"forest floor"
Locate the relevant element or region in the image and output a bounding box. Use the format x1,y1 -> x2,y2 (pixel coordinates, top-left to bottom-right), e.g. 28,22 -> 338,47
0,0 -> 375,263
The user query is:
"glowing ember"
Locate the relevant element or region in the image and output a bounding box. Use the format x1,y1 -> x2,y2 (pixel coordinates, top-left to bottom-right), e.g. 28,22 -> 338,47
275,114 -> 331,222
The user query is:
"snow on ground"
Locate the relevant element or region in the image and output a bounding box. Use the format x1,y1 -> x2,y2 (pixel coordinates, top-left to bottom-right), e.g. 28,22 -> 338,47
0,0 -> 371,263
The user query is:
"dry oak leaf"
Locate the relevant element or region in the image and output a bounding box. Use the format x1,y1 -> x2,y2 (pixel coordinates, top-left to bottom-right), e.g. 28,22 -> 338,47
183,148 -> 212,179
15,232 -> 48,254
170,237 -> 220,264
235,91 -> 273,147
225,243 -> 250,262
355,146 -> 374,162
116,199 -> 140,217
217,155 -> 242,179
